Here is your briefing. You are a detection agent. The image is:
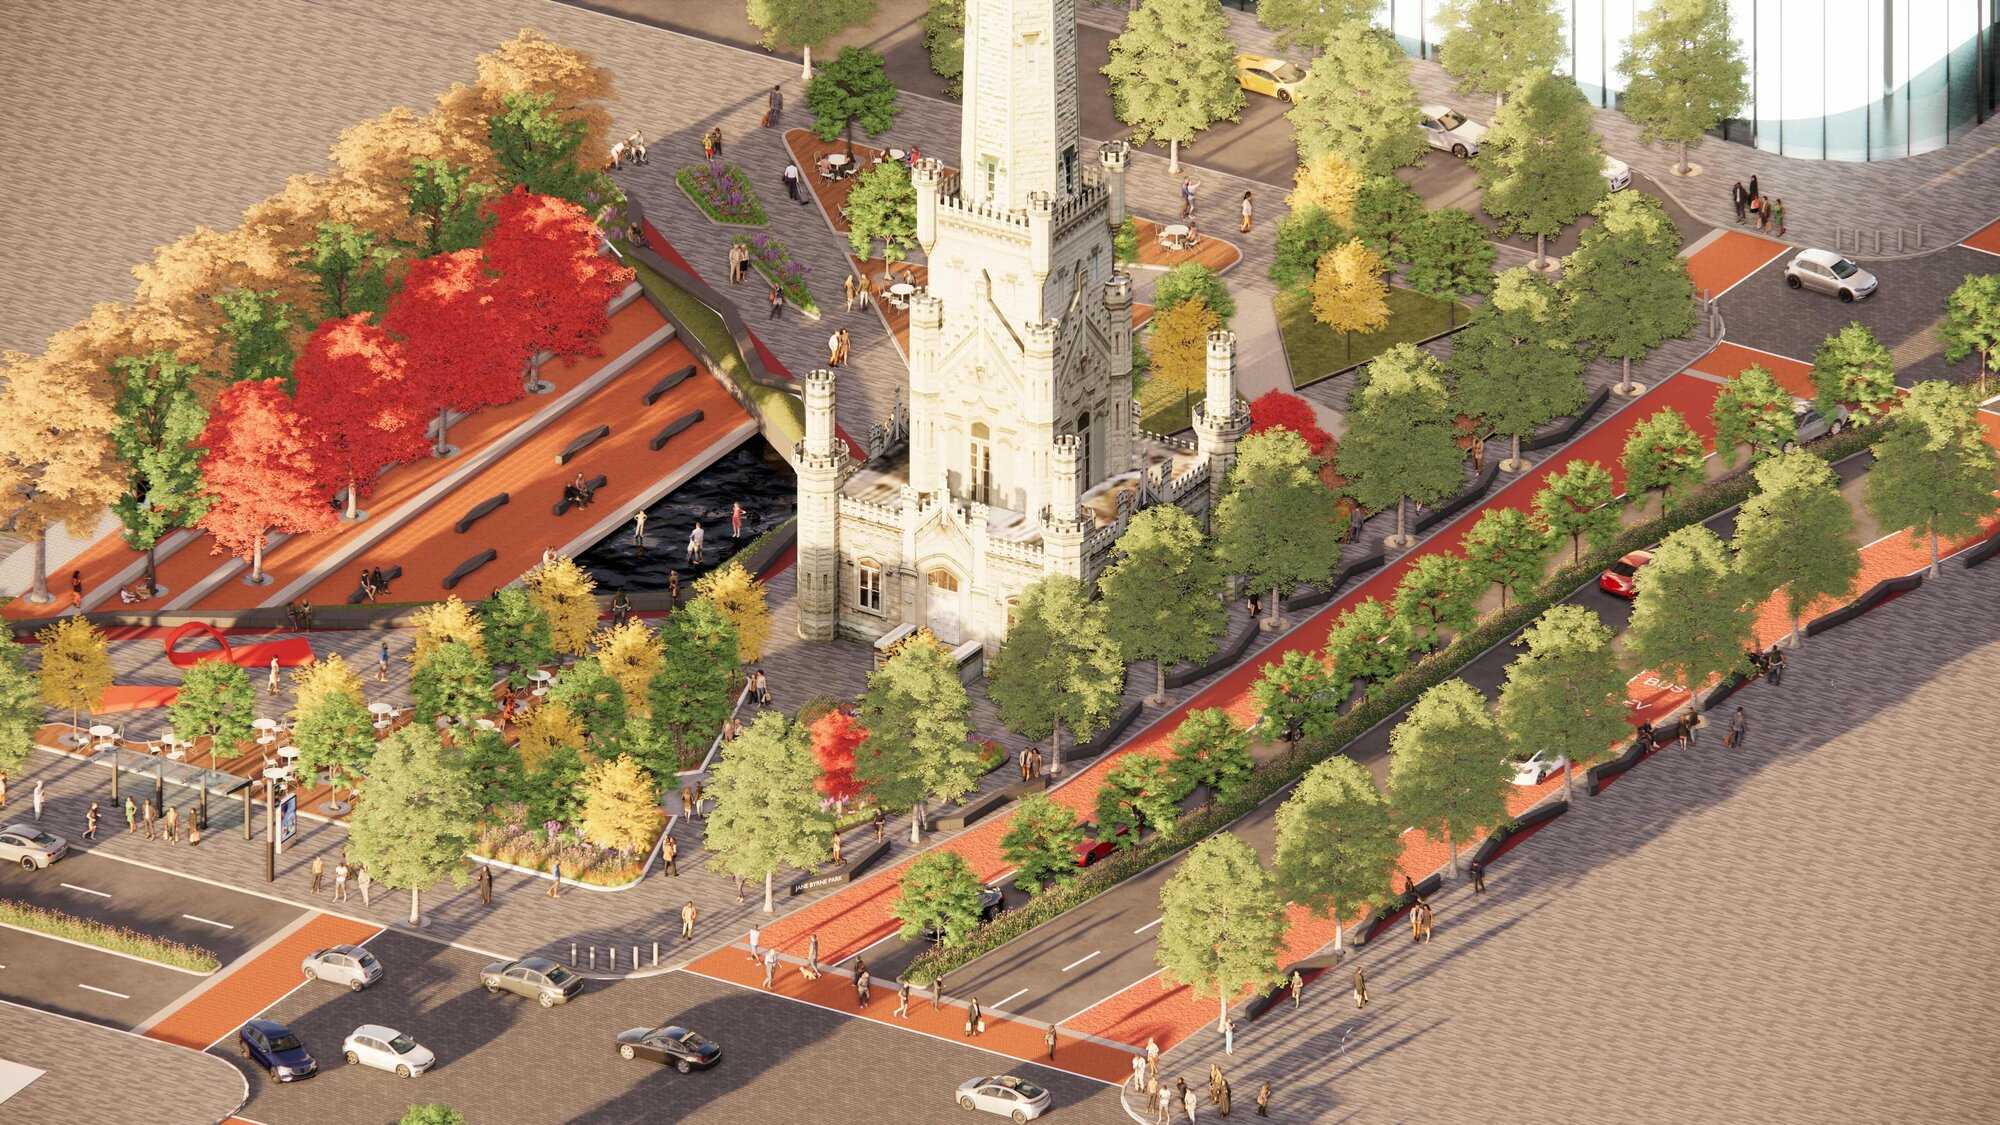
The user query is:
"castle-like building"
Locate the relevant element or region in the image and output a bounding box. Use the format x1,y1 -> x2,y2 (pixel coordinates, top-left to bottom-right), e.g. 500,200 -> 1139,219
796,0 -> 1246,650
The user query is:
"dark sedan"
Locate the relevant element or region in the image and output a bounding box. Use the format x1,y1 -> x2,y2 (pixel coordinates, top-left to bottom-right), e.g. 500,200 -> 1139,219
614,1025 -> 722,1073
239,1017 -> 317,1081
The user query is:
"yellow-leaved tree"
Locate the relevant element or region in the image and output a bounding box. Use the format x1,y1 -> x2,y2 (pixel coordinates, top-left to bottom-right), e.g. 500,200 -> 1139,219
694,562 -> 772,664
0,349 -> 125,605
1288,152 -> 1363,228
434,29 -> 620,181
517,701 -> 586,770
1147,298 -> 1223,403
591,620 -> 663,714
1312,239 -> 1391,364
579,754 -> 664,854
37,618 -> 112,737
289,654 -> 365,720
410,596 -> 487,665
527,556 -> 600,656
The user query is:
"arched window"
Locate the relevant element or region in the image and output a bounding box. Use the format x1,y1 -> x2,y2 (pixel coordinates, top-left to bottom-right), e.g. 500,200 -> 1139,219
1074,413 -> 1093,484
857,559 -> 882,613
969,422 -> 992,505
928,568 -> 960,593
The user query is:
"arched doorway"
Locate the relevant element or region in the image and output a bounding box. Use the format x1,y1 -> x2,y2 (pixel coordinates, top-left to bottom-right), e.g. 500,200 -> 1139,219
925,566 -> 963,644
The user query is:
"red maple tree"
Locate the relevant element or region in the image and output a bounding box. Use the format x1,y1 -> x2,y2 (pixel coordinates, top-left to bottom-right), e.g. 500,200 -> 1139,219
809,709 -> 868,811
197,379 -> 336,582
1249,390 -> 1334,458
293,314 -> 431,519
382,248 -> 526,454
482,187 -> 633,390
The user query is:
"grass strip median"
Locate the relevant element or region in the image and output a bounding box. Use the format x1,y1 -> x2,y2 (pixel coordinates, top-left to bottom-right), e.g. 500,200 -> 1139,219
0,898 -> 220,974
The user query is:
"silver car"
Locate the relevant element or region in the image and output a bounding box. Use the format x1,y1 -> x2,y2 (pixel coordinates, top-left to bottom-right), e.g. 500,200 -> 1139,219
0,824 -> 67,871
302,944 -> 383,992
1787,400 -> 1851,449
341,1024 -> 434,1078
1784,249 -> 1877,302
956,1075 -> 1051,1122
1419,104 -> 1487,158
480,955 -> 583,1007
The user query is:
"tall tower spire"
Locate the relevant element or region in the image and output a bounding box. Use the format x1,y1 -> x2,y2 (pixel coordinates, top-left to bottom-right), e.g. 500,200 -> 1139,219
961,0 -> 1083,208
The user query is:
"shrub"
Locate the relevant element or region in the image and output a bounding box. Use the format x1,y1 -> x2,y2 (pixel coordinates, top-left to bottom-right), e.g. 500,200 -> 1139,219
0,898 -> 218,973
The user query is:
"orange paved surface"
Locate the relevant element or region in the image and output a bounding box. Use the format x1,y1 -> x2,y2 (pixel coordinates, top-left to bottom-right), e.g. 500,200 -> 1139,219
146,913 -> 381,1051
689,955 -> 1131,1083
300,338 -> 750,605
1962,216 -> 2000,256
1690,340 -> 1815,398
1130,217 -> 1244,274
1685,230 -> 1788,298
1,533 -> 150,619
1979,409 -> 2000,452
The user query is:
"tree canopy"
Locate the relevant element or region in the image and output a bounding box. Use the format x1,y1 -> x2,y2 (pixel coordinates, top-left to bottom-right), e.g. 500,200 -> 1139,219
1810,322 -> 1897,425
1337,344 -> 1465,543
1274,755 -> 1400,951
807,47 -> 899,155
1216,429 -> 1346,618
1436,0 -> 1567,105
1386,679 -> 1511,874
845,160 -> 918,263
1156,833 -> 1289,1026
1475,72 -> 1606,267
1624,524 -> 1755,694
1100,505 -> 1227,702
1865,380 -> 1999,576
1733,450 -> 1859,642
1617,0 -> 1748,173
704,711 -> 829,912
1497,604 -> 1630,800
1532,460 -> 1621,564
857,638 -> 976,841
1102,0 -> 1245,171
987,576 -> 1125,774
1711,365 -> 1797,466
347,725 -> 477,924
1288,22 -> 1426,173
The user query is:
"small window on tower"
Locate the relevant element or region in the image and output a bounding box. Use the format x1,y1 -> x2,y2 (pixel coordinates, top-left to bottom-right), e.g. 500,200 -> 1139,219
858,560 -> 883,613
1061,145 -> 1077,194
981,158 -> 999,202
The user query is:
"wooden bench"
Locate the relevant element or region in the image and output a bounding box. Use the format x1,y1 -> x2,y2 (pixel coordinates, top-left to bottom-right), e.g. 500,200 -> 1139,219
344,564 -> 403,605
454,493 -> 509,534
558,425 -> 610,466
643,365 -> 695,406
442,549 -> 497,591
552,475 -> 608,516
649,409 -> 704,452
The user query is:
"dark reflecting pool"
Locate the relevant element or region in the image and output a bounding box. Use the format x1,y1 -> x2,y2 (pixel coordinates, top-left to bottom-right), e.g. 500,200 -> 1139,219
576,437 -> 797,592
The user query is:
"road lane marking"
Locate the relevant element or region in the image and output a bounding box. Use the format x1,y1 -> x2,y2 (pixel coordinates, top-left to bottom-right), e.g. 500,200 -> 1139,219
1133,917 -> 1162,934
995,988 -> 1029,1009
77,984 -> 129,999
181,914 -> 235,930
60,883 -> 111,898
1060,951 -> 1100,972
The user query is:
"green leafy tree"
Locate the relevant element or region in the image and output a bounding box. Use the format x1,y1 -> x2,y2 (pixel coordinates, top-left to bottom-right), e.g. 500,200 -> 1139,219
1100,505 -> 1227,703
1476,72 -> 1606,269
1324,597 -> 1412,701
479,588 -> 554,686
807,47 -> 898,159
1532,460 -> 1621,563
487,91 -> 617,207
1562,195 -> 1696,395
347,725 -> 477,924
1153,263 -> 1236,325
1349,175 -> 1424,268
1256,0 -> 1377,51
292,690 -> 376,794
461,729 -> 527,814
1166,708 -> 1255,801
410,640 -> 494,727
1103,0 -> 1244,174
169,660 -> 256,758
1437,0 -> 1567,108
298,222 -> 398,321
845,160 -> 917,262
1000,794 -> 1086,896
922,0 -> 965,96
217,289 -> 297,387
1216,430 -> 1346,627
1274,756 -> 1400,952
704,711 -> 829,912
400,1104 -> 466,1125
1251,649 -> 1341,747
548,656 -> 627,754
1387,679 -> 1511,875
1269,205 -> 1347,289
406,158 -> 494,255
1624,524 -> 1755,697
1288,22 -> 1426,173
1621,407 -> 1707,508
1865,380 -> 2000,576
1095,752 -> 1189,842
109,351 -> 211,583
893,850 -> 987,947
1337,344 -> 1465,547
1450,268 -> 1585,469
749,0 -> 877,57
1733,451 -> 1860,644
1810,322 -> 1897,425
0,632 -> 41,776
1156,833 -> 1288,1030
646,600 -> 738,769
857,639 -> 976,843
1617,0 -> 1748,175
1392,552 -> 1482,651
1712,365 -> 1797,466
1940,273 -> 2000,394
988,577 -> 1125,776
1497,604 -> 1630,800
1461,507 -> 1553,607
1402,208 -> 1494,324
523,742 -> 586,827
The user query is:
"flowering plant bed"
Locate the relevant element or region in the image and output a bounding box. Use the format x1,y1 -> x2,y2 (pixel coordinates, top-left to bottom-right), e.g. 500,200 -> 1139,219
675,159 -> 767,226
471,810 -> 660,887
734,234 -> 820,319
0,898 -> 219,973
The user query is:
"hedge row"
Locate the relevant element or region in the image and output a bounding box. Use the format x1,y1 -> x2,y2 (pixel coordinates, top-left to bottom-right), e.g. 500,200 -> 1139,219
903,425 -> 1879,985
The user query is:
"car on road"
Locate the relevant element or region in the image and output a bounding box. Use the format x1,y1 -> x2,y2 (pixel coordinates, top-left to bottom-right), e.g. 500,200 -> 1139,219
1784,248 -> 1877,302
239,1018 -> 317,1082
1074,823 -> 1133,867
614,1024 -> 722,1073
1512,749 -> 1569,787
0,824 -> 67,871
956,1074 -> 1052,1122
1420,104 -> 1487,158
1788,400 -> 1850,448
341,1024 -> 434,1078
1598,550 -> 1653,599
479,955 -> 583,1008
1235,54 -> 1306,101
1601,155 -> 1631,192
302,944 -> 383,992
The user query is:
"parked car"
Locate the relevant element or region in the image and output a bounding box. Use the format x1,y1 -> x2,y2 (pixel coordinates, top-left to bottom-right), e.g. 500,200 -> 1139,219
928,885 -> 1005,940
1073,823 -> 1133,867
239,1018 -> 317,1082
1511,750 -> 1568,787
614,1024 -> 722,1073
1784,249 -> 1877,302
302,944 -> 382,992
1788,400 -> 1850,448
479,955 -> 583,1008
341,1024 -> 434,1078
1598,550 -> 1653,599
1419,105 -> 1487,158
1235,53 -> 1307,101
1601,155 -> 1631,192
957,1074 -> 1052,1122
0,824 -> 67,871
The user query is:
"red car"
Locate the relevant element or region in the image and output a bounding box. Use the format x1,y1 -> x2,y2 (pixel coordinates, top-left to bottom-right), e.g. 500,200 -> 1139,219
1598,550 -> 1653,598
1073,823 -> 1133,867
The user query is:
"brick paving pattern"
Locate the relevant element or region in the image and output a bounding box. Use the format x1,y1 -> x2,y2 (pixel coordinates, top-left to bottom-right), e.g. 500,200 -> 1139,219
0,999 -> 246,1124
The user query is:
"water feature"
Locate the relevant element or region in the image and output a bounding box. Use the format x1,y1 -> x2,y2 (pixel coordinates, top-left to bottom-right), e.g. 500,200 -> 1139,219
575,437 -> 796,592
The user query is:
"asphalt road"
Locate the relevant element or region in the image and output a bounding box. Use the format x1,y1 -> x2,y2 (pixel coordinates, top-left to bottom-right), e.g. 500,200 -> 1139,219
0,849 -> 305,966
221,931 -> 1126,1125
0,926 -> 202,1028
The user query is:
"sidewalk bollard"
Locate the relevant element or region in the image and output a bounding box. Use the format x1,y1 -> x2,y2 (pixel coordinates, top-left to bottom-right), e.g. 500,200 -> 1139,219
611,946 -> 618,970
652,942 -> 660,966
571,942 -> 578,966
632,944 -> 640,969
589,947 -> 597,970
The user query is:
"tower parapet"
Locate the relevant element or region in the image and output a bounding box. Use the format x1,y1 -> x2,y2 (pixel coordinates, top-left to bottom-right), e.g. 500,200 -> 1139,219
1099,140 -> 1130,231
913,158 -> 943,254
1192,331 -> 1250,530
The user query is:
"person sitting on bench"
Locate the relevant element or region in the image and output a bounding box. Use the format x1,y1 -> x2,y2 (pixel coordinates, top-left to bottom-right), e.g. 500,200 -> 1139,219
118,576 -> 158,604
570,473 -> 597,508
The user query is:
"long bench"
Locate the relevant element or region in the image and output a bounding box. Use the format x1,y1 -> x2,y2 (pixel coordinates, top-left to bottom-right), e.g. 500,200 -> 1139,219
442,549 -> 497,591
1165,619 -> 1259,689
1804,572 -> 1924,638
558,425 -> 611,466
454,493 -> 509,534
1522,386 -> 1611,452
1281,547 -> 1387,612
553,475 -> 609,516
643,365 -> 695,406
1069,698 -> 1142,763
650,409 -> 704,452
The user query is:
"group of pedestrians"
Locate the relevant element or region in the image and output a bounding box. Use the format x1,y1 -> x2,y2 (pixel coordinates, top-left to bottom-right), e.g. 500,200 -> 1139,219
307,851 -> 374,906
1133,1044 -> 1272,1120
113,792 -> 201,847
826,327 -> 852,367
1016,745 -> 1047,781
1730,175 -> 1787,236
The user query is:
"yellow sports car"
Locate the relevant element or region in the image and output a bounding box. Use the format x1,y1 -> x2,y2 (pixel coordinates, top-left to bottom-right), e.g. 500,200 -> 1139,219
1235,54 -> 1306,102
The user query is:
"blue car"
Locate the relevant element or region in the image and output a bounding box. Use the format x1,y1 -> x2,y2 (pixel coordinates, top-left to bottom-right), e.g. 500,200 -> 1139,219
239,1018 -> 318,1081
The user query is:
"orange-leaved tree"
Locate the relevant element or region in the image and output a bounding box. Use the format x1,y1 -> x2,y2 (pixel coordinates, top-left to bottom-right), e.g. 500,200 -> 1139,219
810,708 -> 868,813
294,315 -> 432,520
197,380 -> 335,583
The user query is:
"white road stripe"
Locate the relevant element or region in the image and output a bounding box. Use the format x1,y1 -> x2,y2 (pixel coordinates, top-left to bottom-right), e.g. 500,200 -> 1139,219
60,883 -> 111,898
994,987 -> 1029,1009
180,914 -> 235,930
77,984 -> 129,999
1132,917 -> 1162,935
1060,951 -> 1100,972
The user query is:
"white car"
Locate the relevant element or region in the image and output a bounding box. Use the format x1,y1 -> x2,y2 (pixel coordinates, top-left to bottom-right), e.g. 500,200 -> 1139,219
341,1024 -> 434,1079
1512,750 -> 1568,786
1784,248 -> 1878,302
0,824 -> 67,871
956,1074 -> 1051,1122
1601,155 -> 1631,191
302,944 -> 383,992
1420,104 -> 1487,158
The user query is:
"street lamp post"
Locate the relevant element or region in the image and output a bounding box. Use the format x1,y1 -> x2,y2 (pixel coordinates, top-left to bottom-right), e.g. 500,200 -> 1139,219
262,772 -> 276,883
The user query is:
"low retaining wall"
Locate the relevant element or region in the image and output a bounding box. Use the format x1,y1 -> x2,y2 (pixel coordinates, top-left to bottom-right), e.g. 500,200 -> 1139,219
1468,798 -> 1570,868
1070,700 -> 1144,763
1281,547 -> 1387,613
1962,528 -> 2000,568
1804,572 -> 1925,637
1164,620 -> 1259,689
789,839 -> 890,895
1354,872 -> 1445,947
1414,462 -> 1499,535
1522,387 -> 1611,453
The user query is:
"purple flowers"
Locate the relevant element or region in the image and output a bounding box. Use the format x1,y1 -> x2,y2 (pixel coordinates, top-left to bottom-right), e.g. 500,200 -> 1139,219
733,234 -> 817,312
680,161 -> 763,223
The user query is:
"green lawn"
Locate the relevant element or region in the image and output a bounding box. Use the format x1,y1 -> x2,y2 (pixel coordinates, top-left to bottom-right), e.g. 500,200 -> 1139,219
1276,285 -> 1470,389
1137,376 -> 1196,436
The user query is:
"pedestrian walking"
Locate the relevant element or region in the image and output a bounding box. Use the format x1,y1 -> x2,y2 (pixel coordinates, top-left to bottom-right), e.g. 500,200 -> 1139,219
783,162 -> 801,201
1770,647 -> 1786,686
1239,190 -> 1253,233
895,978 -> 911,1018
479,863 -> 494,906
1412,900 -> 1426,943
1290,968 -> 1304,1010
837,328 -> 851,368
667,568 -> 681,607
854,959 -> 871,1006
268,656 -> 281,697
828,328 -> 842,367
32,779 -> 43,821
1727,706 -> 1747,749
663,833 -> 680,876
124,796 -> 137,833
1470,860 -> 1486,893
746,925 -> 763,963
1155,1085 -> 1173,1125
681,899 -> 698,939
687,521 -> 705,564
548,859 -> 562,898
1131,1055 -> 1147,1090
769,282 -> 784,319
679,786 -> 693,821
873,807 -> 886,842
806,933 -> 821,978
1184,1086 -> 1200,1123
163,803 -> 179,844
311,854 -> 326,893
377,642 -> 390,683
1676,712 -> 1693,751
1256,1081 -> 1270,1117
85,801 -> 99,840
965,996 -> 982,1036
1045,1023 -> 1057,1059
1353,964 -> 1368,1009
333,861 -> 350,902
762,946 -> 780,988
767,84 -> 783,126
358,866 -> 372,906
844,271 -> 859,311
753,668 -> 770,705
931,975 -> 943,1011
1180,177 -> 1196,219
68,570 -> 84,611
1772,197 -> 1786,236
1218,1075 -> 1232,1117
1731,180 -> 1748,223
